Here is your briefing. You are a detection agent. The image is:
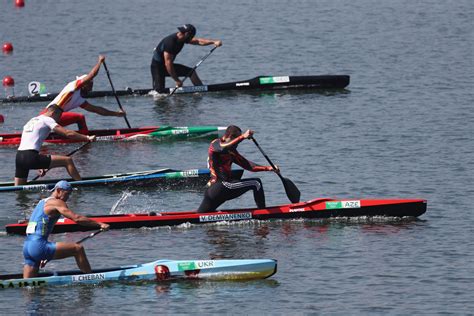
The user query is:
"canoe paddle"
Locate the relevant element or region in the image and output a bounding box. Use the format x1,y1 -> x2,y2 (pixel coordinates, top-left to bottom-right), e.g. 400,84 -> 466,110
169,46 -> 218,97
31,141 -> 92,181
76,228 -> 105,244
102,61 -> 131,128
41,229 -> 105,268
251,137 -> 301,203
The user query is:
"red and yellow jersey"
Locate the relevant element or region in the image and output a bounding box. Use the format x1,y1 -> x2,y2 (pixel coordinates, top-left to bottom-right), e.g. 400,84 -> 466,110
46,77 -> 86,112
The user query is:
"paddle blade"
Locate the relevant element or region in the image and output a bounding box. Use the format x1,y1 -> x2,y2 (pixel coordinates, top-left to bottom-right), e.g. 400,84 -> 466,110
281,176 -> 301,203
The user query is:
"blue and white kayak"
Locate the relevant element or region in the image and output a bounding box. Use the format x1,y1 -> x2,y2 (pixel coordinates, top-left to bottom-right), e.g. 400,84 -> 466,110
0,259 -> 277,289
0,168 -> 244,192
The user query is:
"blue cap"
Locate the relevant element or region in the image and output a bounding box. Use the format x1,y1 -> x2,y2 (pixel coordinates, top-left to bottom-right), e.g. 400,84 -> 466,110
50,180 -> 72,192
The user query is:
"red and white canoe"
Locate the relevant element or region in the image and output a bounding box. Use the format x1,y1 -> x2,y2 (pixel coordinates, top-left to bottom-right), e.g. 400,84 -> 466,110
0,125 -> 225,146
5,198 -> 427,235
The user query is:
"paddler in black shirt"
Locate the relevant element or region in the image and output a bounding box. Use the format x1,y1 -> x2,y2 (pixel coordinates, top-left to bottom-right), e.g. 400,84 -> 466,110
197,125 -> 279,213
150,24 -> 222,93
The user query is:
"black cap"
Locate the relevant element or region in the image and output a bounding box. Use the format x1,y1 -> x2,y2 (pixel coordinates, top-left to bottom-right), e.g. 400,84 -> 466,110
177,24 -> 196,38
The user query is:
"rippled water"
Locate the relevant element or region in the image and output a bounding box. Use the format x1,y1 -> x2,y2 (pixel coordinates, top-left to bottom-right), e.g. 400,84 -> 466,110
1,0 -> 473,314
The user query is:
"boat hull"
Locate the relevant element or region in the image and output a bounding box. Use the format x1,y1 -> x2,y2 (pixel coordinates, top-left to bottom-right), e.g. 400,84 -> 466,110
0,168 -> 244,192
0,259 -> 277,289
5,198 -> 427,235
1,75 -> 350,103
0,125 -> 225,146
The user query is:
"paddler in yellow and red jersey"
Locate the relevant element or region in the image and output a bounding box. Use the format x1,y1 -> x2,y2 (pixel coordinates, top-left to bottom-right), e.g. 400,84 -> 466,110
40,55 -> 126,134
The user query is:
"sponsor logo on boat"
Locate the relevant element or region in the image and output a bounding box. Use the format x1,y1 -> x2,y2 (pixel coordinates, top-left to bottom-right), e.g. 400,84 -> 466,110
0,280 -> 46,288
178,261 -> 196,271
325,200 -> 361,210
171,128 -> 189,135
236,82 -> 250,87
289,208 -> 305,213
96,135 -> 125,141
181,169 -> 199,177
259,76 -> 290,85
72,273 -> 106,282
175,85 -> 208,93
22,184 -> 48,191
199,212 -> 252,222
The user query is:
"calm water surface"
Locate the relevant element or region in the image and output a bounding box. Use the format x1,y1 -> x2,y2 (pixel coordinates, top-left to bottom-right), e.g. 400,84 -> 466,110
0,0 -> 473,314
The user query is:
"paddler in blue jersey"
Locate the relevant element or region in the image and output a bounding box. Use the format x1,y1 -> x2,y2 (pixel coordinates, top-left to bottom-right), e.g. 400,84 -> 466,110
151,24 -> 222,93
23,180 -> 109,278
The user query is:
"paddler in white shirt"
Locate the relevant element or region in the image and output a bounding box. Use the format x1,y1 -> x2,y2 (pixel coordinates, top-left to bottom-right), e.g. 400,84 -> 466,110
14,104 -> 96,186
40,55 -> 126,134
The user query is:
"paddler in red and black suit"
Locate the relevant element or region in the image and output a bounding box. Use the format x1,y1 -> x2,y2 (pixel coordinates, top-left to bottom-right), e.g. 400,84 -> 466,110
197,125 -> 279,213
151,24 -> 222,93
40,55 -> 126,134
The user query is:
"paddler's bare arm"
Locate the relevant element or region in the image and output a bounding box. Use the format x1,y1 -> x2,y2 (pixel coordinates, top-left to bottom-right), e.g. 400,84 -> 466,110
80,102 -> 125,117
189,38 -> 222,47
53,125 -> 96,141
163,51 -> 182,87
47,199 -> 109,230
82,55 -> 106,84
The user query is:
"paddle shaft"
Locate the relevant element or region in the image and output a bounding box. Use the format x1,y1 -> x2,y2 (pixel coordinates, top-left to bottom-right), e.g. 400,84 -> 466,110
250,137 -> 285,181
77,229 -> 104,244
41,229 -> 104,267
31,141 -> 91,181
169,46 -> 218,96
251,137 -> 301,203
102,61 -> 131,128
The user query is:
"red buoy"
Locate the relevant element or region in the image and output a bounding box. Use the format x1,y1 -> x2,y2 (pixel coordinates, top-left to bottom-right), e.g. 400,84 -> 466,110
2,76 -> 15,87
2,42 -> 13,54
0,114 -> 4,123
15,0 -> 25,7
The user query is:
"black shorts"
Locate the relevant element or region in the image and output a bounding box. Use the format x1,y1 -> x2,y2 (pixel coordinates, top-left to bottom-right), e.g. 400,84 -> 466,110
15,150 -> 51,178
197,178 -> 265,213
150,60 -> 192,93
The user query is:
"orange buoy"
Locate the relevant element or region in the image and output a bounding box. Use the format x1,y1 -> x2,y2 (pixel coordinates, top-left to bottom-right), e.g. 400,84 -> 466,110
2,42 -> 13,54
2,76 -> 15,87
15,0 -> 25,7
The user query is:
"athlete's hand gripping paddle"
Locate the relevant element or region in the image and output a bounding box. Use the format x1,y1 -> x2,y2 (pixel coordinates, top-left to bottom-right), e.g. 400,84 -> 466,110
169,46 -> 218,97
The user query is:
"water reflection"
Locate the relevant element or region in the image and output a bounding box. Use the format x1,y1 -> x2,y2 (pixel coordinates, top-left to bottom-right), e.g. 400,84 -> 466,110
22,285 -> 96,315
154,278 -> 279,297
153,94 -> 204,119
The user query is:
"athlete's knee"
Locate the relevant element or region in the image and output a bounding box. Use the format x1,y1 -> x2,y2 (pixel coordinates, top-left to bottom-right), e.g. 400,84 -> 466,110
73,243 -> 85,254
65,156 -> 74,164
252,178 -> 263,191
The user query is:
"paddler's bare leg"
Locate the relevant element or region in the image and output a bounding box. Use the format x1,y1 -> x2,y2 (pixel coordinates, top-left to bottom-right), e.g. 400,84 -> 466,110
53,242 -> 92,273
49,155 -> 82,181
14,177 -> 27,186
23,265 -> 39,278
190,72 -> 203,86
